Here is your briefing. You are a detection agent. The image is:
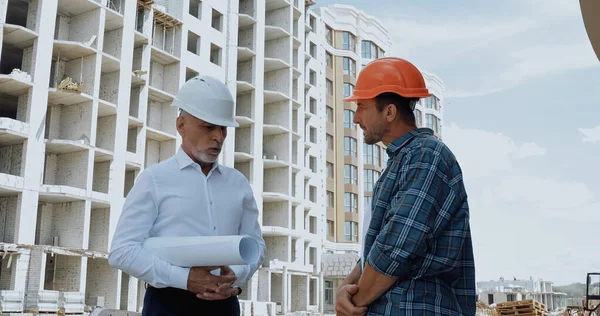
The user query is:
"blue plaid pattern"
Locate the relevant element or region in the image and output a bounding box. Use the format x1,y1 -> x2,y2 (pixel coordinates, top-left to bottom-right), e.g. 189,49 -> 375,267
362,128 -> 476,316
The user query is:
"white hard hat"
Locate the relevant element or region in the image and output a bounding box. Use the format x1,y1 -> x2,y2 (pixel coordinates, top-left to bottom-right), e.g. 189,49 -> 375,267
171,75 -> 239,127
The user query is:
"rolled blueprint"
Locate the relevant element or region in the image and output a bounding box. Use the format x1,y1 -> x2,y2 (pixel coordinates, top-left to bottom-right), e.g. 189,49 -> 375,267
143,235 -> 260,267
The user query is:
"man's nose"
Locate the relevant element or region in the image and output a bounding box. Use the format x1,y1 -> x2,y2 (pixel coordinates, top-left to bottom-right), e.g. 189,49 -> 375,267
213,127 -> 225,142
353,112 -> 360,124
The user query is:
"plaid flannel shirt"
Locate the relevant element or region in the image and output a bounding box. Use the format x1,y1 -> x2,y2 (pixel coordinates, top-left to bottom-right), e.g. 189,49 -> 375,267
362,128 -> 476,316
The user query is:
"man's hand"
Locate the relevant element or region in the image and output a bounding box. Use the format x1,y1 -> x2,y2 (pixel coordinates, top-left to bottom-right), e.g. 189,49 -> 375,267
187,266 -> 237,297
196,265 -> 239,301
335,284 -> 367,316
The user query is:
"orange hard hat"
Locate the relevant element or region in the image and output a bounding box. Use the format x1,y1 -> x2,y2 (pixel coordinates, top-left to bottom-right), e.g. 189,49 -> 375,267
343,57 -> 430,102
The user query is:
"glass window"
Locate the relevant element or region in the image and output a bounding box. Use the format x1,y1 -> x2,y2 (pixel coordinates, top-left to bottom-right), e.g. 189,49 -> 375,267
343,83 -> 354,98
364,196 -> 372,213
325,25 -> 333,45
326,134 -> 334,150
344,110 -> 355,129
326,191 -> 334,207
342,31 -> 356,51
361,40 -> 379,59
326,52 -> 333,68
374,145 -> 380,167
326,106 -> 333,122
325,280 -> 334,304
364,169 -> 380,192
344,137 -> 357,157
415,109 -> 422,127
344,193 -> 358,213
426,114 -> 440,133
343,57 -> 356,77
326,220 -> 334,236
326,162 -> 334,178
344,164 -> 357,184
363,144 -> 380,166
344,220 -> 358,241
326,79 -> 333,95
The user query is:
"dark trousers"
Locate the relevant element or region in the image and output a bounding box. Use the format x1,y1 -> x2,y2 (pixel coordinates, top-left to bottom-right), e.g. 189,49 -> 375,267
142,286 -> 240,316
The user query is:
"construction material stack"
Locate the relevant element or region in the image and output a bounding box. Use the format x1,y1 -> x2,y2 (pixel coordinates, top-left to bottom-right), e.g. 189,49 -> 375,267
495,300 -> 548,316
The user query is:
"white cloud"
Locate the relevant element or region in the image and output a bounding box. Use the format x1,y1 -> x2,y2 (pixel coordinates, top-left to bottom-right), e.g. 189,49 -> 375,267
379,0 -> 599,98
443,124 -> 600,284
442,123 -> 546,180
579,125 -> 600,143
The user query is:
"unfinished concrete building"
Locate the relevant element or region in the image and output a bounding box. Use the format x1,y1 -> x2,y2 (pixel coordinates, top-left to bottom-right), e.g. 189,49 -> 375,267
0,0 -> 326,314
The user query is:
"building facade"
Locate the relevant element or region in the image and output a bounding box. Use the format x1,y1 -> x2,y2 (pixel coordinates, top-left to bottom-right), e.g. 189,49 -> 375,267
0,0 -> 326,314
477,277 -> 568,312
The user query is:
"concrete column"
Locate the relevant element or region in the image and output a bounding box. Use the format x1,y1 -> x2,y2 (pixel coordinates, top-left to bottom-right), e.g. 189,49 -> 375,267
319,271 -> 324,313
15,0 -> 56,245
282,266 -> 288,313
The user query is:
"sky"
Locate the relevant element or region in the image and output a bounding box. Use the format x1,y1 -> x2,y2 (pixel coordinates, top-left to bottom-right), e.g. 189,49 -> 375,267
314,0 -> 600,286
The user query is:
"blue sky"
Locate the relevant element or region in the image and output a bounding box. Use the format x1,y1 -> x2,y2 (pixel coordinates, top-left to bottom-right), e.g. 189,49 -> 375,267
315,0 -> 600,285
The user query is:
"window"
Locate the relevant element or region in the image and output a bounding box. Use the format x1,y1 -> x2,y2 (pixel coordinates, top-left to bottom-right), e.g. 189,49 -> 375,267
310,42 -> 317,58
361,41 -> 379,59
364,169 -> 380,192
344,193 -> 358,213
326,162 -> 334,178
326,79 -> 333,95
326,52 -> 333,68
343,83 -> 354,98
382,152 -> 389,168
309,98 -> 316,114
210,43 -> 221,65
344,137 -> 357,157
189,0 -> 202,19
326,106 -> 333,122
187,31 -> 200,56
326,220 -> 334,236
425,114 -> 440,134
325,280 -> 334,304
326,191 -> 334,207
326,134 -> 334,150
364,196 -> 372,212
309,70 -> 316,86
424,96 -> 439,110
363,144 -> 380,166
309,16 -> 317,31
344,221 -> 358,241
325,25 -> 333,45
415,109 -> 422,127
342,31 -> 356,51
344,164 -> 357,184
343,110 -> 355,129
343,57 -> 356,77
211,8 -> 223,32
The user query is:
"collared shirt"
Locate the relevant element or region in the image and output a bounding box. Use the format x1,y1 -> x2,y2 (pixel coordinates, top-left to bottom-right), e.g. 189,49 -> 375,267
108,147 -> 266,291
362,128 -> 476,316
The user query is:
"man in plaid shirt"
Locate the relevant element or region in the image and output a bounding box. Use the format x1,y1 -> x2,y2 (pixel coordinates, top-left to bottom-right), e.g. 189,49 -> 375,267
335,57 -> 476,316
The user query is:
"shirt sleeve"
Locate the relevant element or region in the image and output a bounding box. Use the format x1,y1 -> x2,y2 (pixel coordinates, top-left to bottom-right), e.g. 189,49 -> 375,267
229,181 -> 266,287
108,168 -> 190,290
365,147 -> 459,279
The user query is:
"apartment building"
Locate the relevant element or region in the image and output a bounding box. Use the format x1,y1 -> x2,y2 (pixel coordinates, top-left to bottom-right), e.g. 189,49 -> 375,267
314,5 -> 445,312
0,0 -> 326,314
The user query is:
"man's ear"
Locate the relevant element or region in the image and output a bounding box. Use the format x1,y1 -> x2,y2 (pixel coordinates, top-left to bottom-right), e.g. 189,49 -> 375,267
385,103 -> 397,123
176,115 -> 185,136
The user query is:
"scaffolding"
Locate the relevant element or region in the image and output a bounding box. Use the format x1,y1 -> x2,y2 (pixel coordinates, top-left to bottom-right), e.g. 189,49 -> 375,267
151,8 -> 182,54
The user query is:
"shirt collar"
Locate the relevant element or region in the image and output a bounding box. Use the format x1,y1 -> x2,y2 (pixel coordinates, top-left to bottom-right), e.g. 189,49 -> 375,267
385,128 -> 433,156
175,146 -> 222,174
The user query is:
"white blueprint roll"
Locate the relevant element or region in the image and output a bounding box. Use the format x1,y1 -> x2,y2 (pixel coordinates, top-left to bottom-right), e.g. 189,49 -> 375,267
143,235 -> 260,267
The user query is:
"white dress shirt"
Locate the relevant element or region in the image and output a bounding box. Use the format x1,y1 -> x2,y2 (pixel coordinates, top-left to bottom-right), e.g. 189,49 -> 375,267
108,147 -> 266,291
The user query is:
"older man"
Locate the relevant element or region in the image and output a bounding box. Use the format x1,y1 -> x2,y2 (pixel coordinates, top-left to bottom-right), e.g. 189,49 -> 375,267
335,58 -> 476,316
108,76 -> 266,316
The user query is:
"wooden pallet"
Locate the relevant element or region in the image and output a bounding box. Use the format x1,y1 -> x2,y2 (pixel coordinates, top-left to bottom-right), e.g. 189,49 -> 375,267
496,300 -> 548,316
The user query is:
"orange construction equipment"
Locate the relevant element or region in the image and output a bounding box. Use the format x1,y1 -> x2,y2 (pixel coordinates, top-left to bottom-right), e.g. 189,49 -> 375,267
343,57 -> 431,102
